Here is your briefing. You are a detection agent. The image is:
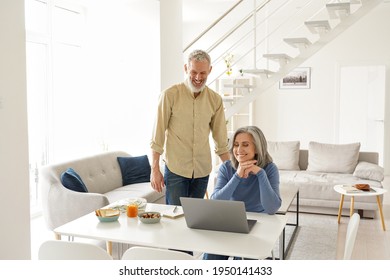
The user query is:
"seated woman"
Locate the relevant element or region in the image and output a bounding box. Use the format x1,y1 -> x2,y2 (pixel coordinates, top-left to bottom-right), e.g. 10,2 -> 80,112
203,126 -> 282,260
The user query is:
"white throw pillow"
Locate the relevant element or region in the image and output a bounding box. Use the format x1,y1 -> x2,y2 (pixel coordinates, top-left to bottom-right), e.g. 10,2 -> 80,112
307,141 -> 360,173
353,161 -> 384,182
268,141 -> 300,170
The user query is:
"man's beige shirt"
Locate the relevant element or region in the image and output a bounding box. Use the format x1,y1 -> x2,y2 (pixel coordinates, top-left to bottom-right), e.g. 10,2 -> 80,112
150,81 -> 229,178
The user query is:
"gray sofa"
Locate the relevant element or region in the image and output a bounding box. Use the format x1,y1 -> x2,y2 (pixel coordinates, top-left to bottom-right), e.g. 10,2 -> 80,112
268,141 -> 385,218
40,151 -> 165,236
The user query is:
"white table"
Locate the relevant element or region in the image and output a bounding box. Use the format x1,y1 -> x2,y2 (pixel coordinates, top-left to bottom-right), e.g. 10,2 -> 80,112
54,203 -> 288,260
334,185 -> 387,230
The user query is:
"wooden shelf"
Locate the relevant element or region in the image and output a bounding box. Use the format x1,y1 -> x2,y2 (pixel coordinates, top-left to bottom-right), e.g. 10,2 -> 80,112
216,76 -> 254,138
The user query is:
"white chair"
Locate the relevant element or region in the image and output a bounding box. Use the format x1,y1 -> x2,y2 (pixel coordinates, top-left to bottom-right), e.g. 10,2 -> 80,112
38,240 -> 113,260
121,246 -> 195,260
343,213 -> 360,260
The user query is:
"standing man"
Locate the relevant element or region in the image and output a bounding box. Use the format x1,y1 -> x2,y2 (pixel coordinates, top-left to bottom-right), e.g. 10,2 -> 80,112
150,49 -> 230,205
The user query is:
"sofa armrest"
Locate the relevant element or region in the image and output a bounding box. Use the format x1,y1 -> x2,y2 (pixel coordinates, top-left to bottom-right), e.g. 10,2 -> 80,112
353,161 -> 384,182
42,182 -> 109,230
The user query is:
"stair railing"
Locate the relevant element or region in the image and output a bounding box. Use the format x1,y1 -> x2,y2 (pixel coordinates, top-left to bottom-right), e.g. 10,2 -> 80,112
183,0 -> 245,53
188,0 -> 272,86
207,0 -> 301,86
183,0 -> 382,119
206,0 -> 270,54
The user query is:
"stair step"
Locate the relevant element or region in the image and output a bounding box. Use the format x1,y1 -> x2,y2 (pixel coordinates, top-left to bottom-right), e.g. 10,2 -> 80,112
223,84 -> 255,89
263,53 -> 292,66
304,20 -> 331,34
283,37 -> 312,52
326,2 -> 351,19
263,53 -> 292,60
241,69 -> 274,75
242,69 -> 274,79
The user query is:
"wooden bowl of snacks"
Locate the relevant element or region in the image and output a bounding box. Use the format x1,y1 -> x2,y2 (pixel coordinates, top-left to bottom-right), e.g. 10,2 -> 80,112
138,211 -> 161,224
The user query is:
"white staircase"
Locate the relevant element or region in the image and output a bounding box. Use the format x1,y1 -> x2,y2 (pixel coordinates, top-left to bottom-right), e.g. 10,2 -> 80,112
283,37 -> 312,53
263,53 -> 293,68
304,20 -> 332,34
222,0 -> 383,120
326,2 -> 351,19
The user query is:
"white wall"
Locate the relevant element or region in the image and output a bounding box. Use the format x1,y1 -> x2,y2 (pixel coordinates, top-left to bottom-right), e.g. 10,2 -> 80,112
254,3 -> 390,174
160,0 -> 183,90
0,0 -> 31,259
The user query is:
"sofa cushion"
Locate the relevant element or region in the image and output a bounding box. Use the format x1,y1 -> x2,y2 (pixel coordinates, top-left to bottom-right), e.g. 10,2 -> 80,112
268,141 -> 300,170
117,155 -> 151,185
280,170 -> 382,202
307,142 -> 360,173
60,168 -> 88,192
353,161 -> 384,182
104,182 -> 165,204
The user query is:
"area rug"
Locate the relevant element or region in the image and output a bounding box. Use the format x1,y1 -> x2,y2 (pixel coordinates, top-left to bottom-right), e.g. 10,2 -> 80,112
274,212 -> 338,260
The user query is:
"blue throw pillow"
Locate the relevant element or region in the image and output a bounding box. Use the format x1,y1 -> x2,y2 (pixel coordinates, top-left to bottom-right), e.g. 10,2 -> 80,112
117,155 -> 151,185
60,168 -> 88,193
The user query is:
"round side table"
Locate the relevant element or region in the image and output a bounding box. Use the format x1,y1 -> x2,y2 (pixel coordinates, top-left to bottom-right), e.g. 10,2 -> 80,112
333,184 -> 387,231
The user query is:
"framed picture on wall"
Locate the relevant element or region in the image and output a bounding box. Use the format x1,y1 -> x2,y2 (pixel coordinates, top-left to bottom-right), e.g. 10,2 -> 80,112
279,67 -> 311,89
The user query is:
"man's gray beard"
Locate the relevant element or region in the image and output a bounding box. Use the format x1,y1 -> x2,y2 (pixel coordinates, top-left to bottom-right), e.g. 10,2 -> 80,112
187,77 -> 207,93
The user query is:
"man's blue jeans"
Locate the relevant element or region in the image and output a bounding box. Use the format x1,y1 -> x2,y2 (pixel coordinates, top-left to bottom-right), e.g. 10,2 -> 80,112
164,166 -> 209,206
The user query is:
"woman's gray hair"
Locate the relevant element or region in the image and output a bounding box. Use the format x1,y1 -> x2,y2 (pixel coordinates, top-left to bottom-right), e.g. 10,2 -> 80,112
229,126 -> 273,169
188,49 -> 211,65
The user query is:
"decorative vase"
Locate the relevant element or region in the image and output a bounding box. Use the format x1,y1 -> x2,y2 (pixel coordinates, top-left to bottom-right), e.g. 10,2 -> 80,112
226,67 -> 232,76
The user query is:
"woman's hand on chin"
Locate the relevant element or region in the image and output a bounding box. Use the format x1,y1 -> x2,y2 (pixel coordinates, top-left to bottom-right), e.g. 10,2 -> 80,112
237,160 -> 260,178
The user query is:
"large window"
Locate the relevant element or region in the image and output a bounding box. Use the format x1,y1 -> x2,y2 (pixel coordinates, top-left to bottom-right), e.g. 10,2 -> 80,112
25,0 -> 161,217
25,0 -> 85,215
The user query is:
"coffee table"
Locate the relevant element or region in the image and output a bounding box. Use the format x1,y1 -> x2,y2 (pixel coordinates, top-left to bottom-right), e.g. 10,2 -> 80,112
334,185 -> 387,230
54,203 -> 288,260
277,184 -> 299,259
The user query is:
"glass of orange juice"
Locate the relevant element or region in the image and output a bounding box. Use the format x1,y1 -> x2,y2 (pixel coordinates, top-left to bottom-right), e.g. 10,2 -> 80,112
127,204 -> 138,218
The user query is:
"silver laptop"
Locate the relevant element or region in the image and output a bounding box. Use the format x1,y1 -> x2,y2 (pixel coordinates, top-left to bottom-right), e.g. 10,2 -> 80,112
180,197 -> 257,234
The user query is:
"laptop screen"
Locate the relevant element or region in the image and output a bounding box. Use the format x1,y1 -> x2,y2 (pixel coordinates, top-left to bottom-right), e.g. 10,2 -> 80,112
180,197 -> 257,234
